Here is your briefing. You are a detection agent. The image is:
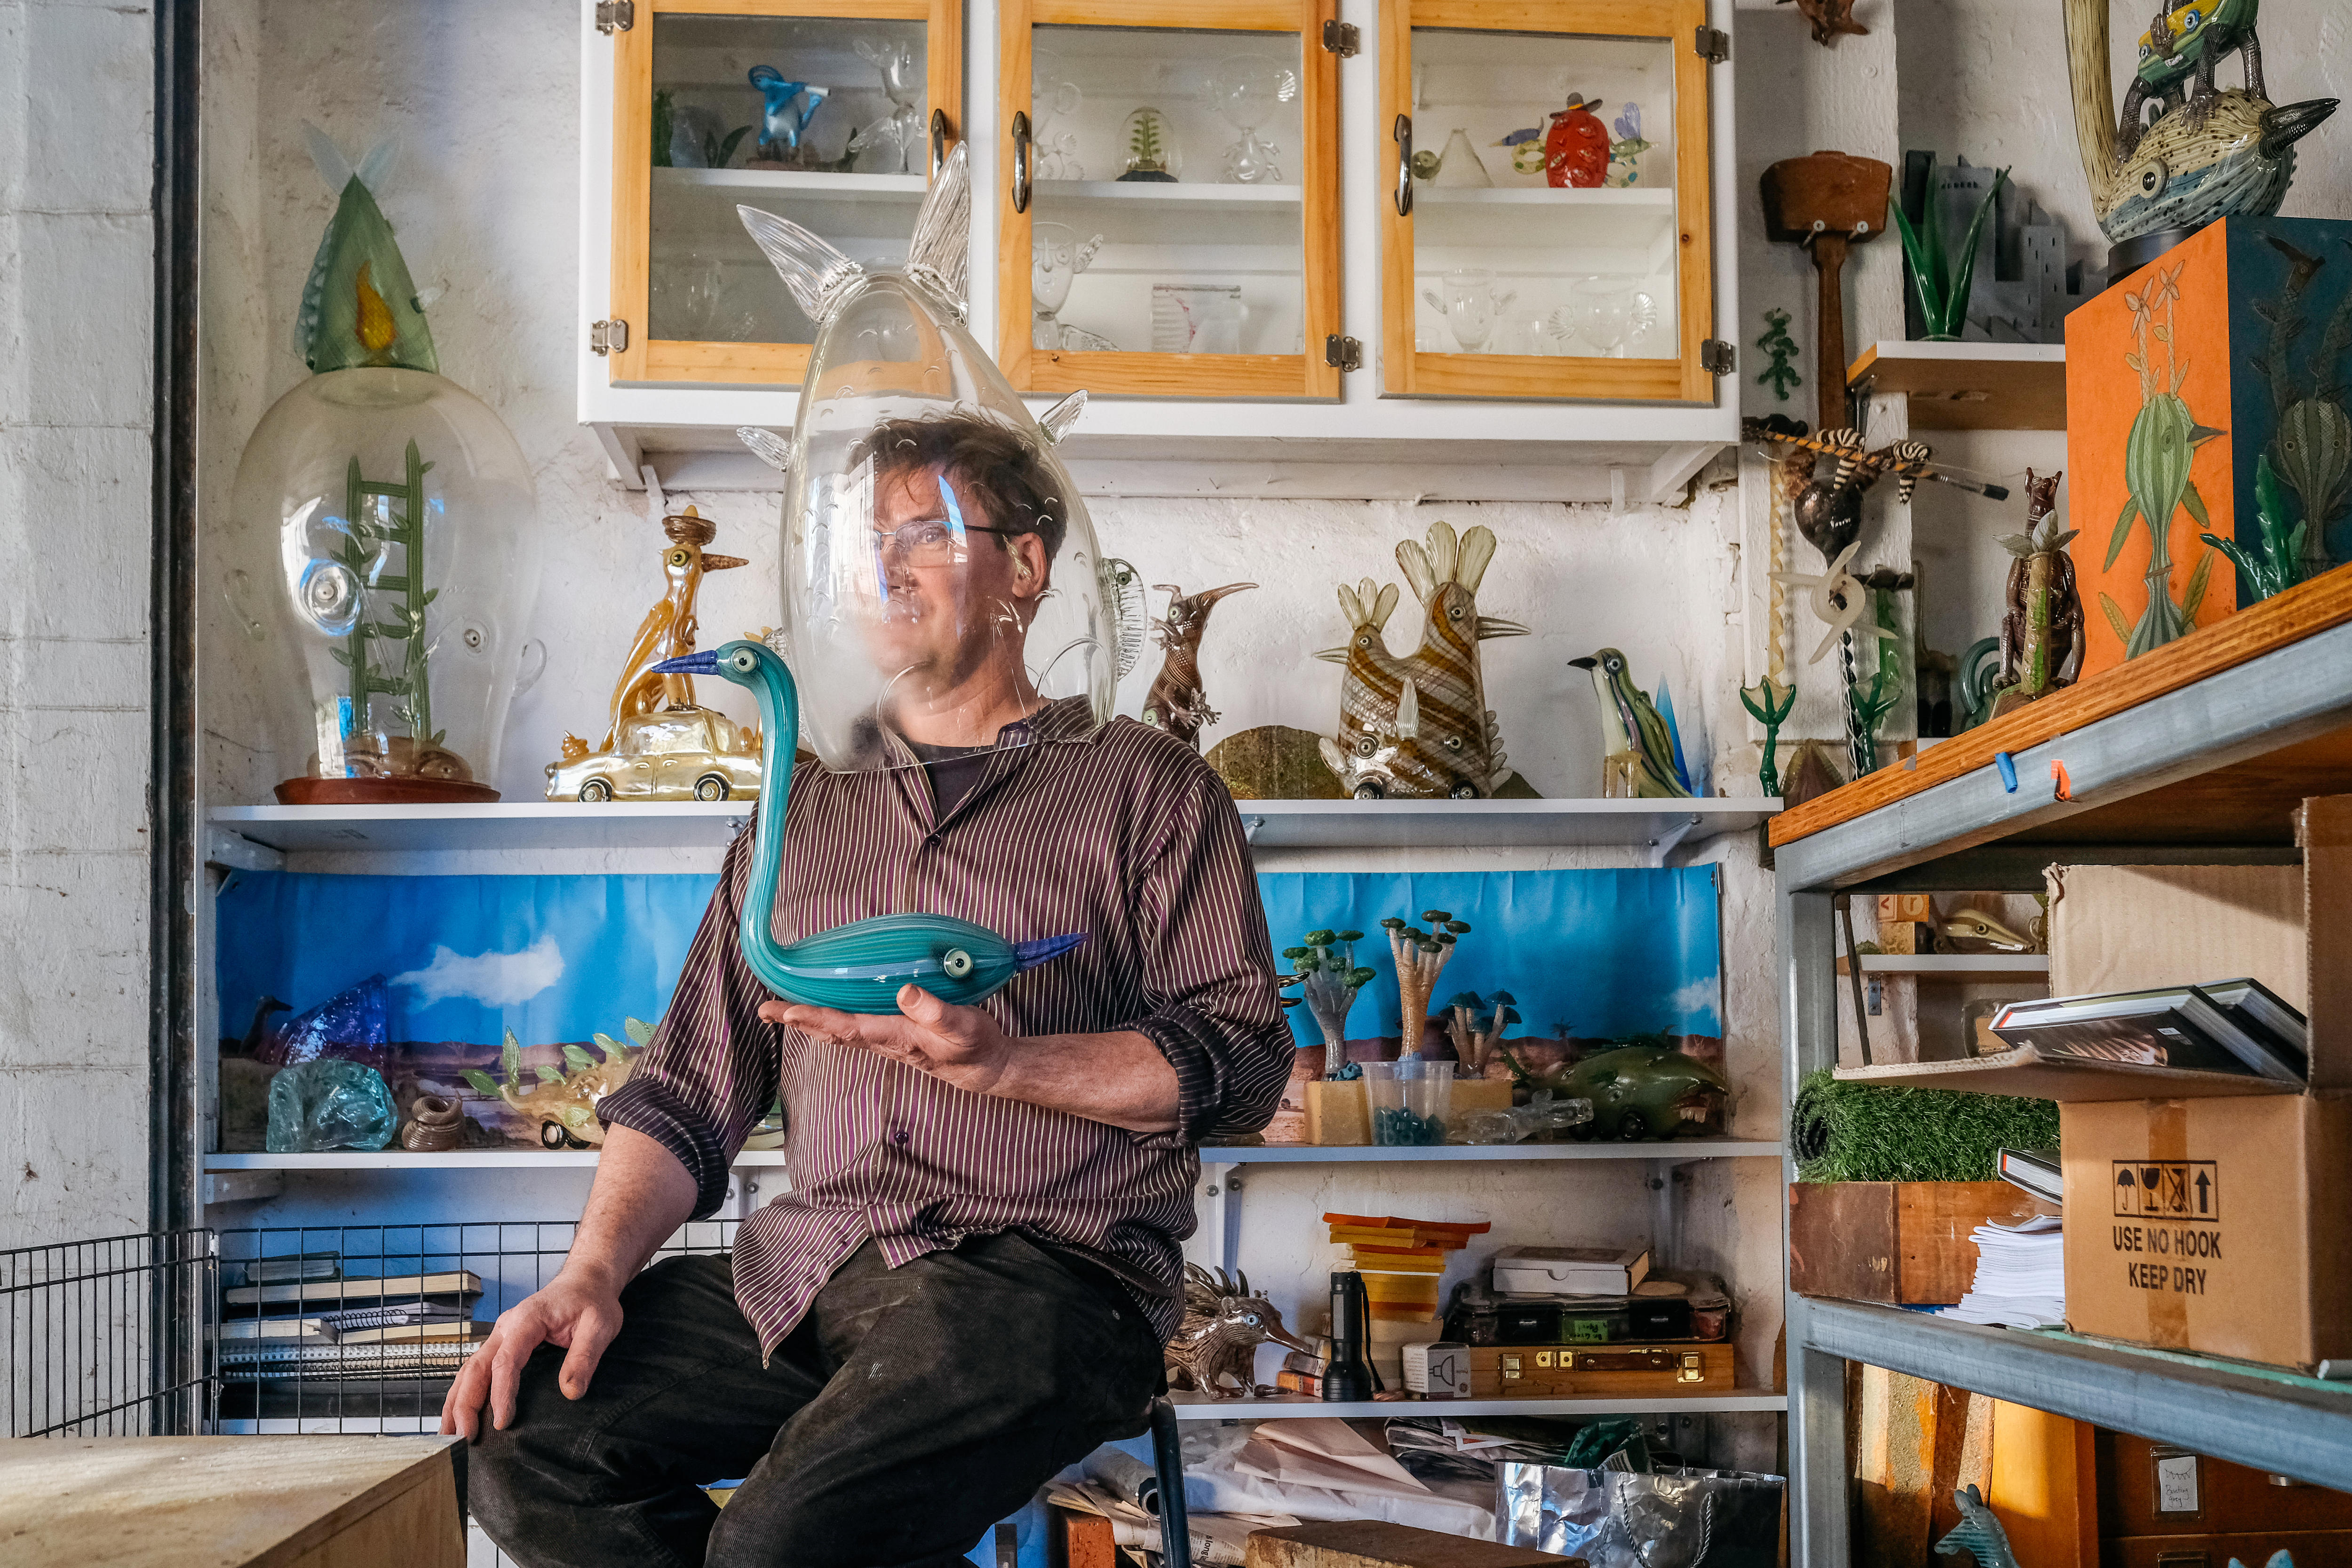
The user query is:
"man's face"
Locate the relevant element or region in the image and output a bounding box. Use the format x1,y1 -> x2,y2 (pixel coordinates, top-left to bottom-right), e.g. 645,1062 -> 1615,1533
858,464 -> 1050,700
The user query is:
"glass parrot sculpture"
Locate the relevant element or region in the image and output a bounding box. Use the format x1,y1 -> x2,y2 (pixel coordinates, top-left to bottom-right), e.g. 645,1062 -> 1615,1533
651,641 -> 1087,1012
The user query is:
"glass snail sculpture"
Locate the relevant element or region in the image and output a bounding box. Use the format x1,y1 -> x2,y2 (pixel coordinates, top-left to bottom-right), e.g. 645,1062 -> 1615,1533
652,143 -> 1112,1013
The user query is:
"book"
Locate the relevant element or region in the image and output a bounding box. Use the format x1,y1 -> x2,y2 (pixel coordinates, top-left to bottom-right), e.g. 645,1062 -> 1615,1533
222,1269 -> 484,1314
235,1253 -> 340,1287
336,1319 -> 493,1347
1997,1147 -> 2063,1207
217,1338 -> 485,1377
2185,980 -> 2308,1082
1492,1245 -> 1651,1297
1988,987 -> 2260,1075
219,1316 -> 334,1342
1273,1368 -> 1323,1398
315,1301 -> 474,1334
1281,1340 -> 1332,1377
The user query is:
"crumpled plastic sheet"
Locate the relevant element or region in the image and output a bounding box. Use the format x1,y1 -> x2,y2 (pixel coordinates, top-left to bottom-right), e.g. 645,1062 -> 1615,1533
1498,1462 -> 1786,1568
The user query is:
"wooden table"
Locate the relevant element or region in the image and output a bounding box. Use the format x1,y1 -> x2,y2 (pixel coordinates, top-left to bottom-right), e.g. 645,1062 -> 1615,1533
0,1435 -> 464,1568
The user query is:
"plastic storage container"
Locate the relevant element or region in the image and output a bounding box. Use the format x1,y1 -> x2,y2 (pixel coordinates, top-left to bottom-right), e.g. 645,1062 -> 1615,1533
1362,1059 -> 1454,1145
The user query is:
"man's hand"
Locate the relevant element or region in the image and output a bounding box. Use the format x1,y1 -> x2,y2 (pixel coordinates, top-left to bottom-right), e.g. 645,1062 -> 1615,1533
440,1268 -> 625,1440
761,985 -> 1014,1096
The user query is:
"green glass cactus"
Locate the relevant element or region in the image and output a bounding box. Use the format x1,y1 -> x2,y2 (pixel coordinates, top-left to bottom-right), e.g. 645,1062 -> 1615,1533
2202,453 -> 2310,603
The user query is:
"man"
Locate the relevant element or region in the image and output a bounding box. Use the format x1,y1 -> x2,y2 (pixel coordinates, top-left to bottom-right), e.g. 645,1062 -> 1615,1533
451,412 -> 1293,1568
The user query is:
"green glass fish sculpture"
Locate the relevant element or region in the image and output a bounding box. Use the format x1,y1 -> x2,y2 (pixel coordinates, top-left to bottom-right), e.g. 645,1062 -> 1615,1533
296,131 -> 438,374
652,641 -> 1085,1012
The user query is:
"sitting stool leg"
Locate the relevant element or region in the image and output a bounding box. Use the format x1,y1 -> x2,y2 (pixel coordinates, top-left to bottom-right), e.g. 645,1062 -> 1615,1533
1147,1397 -> 1192,1568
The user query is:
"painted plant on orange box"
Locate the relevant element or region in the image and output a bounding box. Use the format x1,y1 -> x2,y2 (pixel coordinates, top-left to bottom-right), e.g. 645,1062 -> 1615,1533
2102,262 -> 2229,659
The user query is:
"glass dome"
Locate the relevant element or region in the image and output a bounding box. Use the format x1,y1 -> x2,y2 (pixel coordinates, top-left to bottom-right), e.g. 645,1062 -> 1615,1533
224,367 -> 541,803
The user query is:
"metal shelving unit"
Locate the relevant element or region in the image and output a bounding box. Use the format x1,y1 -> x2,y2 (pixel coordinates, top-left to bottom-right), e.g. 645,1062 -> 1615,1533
1772,588 -> 2352,1562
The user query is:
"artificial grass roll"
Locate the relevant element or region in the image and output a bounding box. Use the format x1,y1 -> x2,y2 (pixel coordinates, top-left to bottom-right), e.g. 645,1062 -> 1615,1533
1790,1067 -> 2058,1183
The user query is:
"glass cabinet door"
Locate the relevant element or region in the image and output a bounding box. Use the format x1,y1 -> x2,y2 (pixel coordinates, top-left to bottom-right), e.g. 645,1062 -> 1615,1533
607,0 -> 962,387
998,0 -> 1341,399
1380,0 -> 1714,401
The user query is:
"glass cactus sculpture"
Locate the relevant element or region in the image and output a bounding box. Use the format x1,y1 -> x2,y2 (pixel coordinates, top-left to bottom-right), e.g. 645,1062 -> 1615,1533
1380,910 -> 1468,1057
1281,929 -> 1377,1053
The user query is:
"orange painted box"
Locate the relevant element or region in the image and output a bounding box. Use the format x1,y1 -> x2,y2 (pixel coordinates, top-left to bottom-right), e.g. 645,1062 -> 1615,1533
2066,216 -> 2352,683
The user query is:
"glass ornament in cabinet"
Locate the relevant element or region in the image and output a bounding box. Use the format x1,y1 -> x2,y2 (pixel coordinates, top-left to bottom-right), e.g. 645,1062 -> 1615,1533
225,369 -> 542,804
1203,54 -> 1297,184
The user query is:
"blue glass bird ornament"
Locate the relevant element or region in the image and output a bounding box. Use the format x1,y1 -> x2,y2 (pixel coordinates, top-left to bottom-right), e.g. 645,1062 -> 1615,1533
747,67 -> 830,161
651,641 -> 1086,1012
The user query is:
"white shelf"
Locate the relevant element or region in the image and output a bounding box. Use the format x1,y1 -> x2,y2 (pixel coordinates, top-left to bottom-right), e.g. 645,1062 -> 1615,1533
210,798 -> 1777,859
1844,949 -> 2051,973
1200,1139 -> 1782,1163
1170,1391 -> 1786,1419
1417,186 -> 1673,208
1035,179 -> 1301,204
652,167 -> 928,198
1239,798 -> 1777,856
203,1150 -> 791,1170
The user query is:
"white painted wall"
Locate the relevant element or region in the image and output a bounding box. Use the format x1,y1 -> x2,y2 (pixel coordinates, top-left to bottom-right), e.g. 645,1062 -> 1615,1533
0,0 -> 156,1248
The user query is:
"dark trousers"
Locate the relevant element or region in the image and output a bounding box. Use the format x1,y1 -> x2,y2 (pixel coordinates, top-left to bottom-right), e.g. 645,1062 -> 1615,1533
468,1232 -> 1163,1568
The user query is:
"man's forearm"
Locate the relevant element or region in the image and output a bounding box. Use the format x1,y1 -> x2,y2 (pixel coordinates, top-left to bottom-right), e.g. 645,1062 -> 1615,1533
975,1028 -> 1181,1134
561,1125 -> 701,1288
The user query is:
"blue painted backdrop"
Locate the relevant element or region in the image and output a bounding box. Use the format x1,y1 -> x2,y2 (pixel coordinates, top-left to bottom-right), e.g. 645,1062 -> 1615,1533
217,866 -> 1721,1047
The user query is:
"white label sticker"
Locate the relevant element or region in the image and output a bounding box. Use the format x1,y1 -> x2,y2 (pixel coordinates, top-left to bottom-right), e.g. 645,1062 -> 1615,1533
2155,1452 -> 2200,1513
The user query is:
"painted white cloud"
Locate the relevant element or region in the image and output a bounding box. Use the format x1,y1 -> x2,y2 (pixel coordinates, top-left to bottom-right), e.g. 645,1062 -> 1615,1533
393,935 -> 564,1008
1665,976 -> 1720,1026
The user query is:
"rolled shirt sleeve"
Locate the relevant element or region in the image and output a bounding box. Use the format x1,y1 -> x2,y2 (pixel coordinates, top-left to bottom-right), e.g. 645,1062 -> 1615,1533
1125,769 -> 1295,1148
598,829 -> 781,1217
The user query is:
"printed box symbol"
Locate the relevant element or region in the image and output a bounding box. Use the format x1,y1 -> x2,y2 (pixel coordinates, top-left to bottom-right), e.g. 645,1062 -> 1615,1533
2111,1160 -> 2219,1220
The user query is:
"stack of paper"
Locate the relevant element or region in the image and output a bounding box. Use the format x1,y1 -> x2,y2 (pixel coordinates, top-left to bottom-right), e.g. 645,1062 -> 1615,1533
1941,1214 -> 2064,1329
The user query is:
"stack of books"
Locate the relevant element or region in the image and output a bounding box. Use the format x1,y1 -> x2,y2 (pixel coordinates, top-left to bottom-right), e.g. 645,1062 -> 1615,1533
1275,1336 -> 1334,1398
1989,979 -> 2308,1082
1325,1213 -> 1493,1323
220,1257 -> 488,1383
1940,1215 -> 2065,1329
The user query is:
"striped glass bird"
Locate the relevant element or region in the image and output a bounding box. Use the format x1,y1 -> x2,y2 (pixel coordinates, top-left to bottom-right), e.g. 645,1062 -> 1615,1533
1570,648 -> 1693,800
1314,521 -> 1528,799
651,642 -> 1085,1011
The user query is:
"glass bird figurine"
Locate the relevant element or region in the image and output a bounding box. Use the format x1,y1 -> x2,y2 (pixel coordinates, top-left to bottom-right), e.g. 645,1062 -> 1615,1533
654,642 -> 1086,1011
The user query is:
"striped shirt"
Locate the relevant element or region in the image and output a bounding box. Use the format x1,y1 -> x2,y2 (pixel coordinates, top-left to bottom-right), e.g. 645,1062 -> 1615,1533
598,700 -> 1293,1353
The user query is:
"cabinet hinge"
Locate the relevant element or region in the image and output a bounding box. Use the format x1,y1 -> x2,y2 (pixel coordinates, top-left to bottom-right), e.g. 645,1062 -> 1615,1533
590,318 -> 630,355
595,1 -> 635,34
1692,25 -> 1730,62
1700,339 -> 1736,375
1324,334 -> 1362,372
1321,20 -> 1360,56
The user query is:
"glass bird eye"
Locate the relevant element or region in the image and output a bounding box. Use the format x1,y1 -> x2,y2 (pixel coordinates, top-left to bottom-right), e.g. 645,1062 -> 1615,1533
668,548 -> 692,566
942,948 -> 975,979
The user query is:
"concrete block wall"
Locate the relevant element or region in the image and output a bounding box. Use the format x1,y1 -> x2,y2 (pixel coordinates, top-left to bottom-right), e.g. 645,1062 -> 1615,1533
0,0 -> 157,1249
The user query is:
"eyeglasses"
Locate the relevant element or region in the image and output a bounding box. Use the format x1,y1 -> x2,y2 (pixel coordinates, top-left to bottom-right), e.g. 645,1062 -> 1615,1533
872,518 -> 1022,567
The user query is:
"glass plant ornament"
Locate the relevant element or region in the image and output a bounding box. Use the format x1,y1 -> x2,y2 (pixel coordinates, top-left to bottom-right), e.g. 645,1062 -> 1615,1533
1118,106 -> 1181,182
1429,127 -> 1492,187
1032,56 -> 1085,179
674,145 -> 1100,1011
222,131 -> 541,805
1204,55 -> 1298,184
1280,929 -> 1377,1057
1606,102 -> 1653,187
853,37 -> 923,174
1421,268 -> 1513,353
461,1027 -> 638,1150
1032,222 -> 1105,350
266,1060 -> 398,1153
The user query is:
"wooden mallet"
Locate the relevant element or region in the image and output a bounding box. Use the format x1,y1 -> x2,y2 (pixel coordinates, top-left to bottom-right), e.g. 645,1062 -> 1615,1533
1761,151 -> 1893,427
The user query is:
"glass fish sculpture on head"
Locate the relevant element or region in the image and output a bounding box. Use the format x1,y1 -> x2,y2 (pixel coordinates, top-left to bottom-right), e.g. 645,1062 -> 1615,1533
653,145 -> 1112,1012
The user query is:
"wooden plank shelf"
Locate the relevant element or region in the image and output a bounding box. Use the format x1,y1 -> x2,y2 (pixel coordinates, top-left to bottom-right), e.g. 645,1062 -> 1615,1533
1845,340 -> 2065,431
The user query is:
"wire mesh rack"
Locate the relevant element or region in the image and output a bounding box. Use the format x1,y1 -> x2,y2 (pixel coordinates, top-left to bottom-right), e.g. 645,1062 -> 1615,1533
212,1219 -> 739,1433
3,1231 -> 216,1438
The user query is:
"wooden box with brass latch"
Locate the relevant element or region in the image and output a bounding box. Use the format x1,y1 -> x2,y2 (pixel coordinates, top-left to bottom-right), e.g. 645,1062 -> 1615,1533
1467,1343 -> 1734,1398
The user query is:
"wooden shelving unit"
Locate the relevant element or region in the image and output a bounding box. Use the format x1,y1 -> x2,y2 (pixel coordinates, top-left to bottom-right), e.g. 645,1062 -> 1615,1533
1774,572 -> 2352,1561
1844,340 -> 2066,431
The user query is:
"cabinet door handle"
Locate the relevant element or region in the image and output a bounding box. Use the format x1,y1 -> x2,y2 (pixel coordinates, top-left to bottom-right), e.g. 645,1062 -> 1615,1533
1392,113 -> 1413,217
930,108 -> 951,180
1011,111 -> 1033,214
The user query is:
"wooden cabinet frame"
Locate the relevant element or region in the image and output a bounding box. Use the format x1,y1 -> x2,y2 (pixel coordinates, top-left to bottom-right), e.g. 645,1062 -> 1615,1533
607,0 -> 963,387
1378,0 -> 1715,403
995,0 -> 1342,399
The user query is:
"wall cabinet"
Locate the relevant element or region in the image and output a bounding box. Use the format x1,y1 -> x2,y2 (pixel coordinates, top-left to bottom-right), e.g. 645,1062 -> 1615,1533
577,0 -> 1740,495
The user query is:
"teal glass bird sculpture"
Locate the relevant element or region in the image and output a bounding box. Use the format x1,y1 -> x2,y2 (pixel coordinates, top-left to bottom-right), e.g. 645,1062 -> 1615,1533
651,641 -> 1085,1012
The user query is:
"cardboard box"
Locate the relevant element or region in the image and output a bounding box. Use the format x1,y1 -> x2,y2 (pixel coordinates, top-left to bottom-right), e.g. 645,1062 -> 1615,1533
1788,1181 -> 2054,1306
2066,216 -> 2352,683
1303,1075 -> 1514,1145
